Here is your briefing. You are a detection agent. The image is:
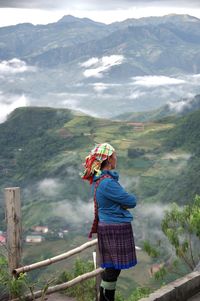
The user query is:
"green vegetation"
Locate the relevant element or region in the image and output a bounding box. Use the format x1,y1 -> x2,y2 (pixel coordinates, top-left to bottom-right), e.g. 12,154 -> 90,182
57,258 -> 95,301
165,109 -> 200,154
162,195 -> 200,271
0,106 -> 200,299
144,195 -> 200,280
0,254 -> 47,301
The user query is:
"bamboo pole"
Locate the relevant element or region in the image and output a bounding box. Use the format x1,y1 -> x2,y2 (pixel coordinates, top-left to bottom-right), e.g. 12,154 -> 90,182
13,238 -> 98,275
11,267 -> 104,301
5,187 -> 22,275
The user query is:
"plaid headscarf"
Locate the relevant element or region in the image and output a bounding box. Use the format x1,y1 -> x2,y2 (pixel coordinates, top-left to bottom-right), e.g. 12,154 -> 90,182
82,143 -> 115,184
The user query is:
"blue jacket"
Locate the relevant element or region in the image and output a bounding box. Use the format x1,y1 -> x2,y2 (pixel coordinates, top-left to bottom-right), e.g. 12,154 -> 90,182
92,170 -> 137,223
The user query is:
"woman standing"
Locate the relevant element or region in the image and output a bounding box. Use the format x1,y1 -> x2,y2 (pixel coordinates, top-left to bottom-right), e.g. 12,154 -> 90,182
82,143 -> 137,301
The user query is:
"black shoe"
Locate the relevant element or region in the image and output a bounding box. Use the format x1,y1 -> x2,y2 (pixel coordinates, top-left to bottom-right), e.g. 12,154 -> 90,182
99,287 -> 115,301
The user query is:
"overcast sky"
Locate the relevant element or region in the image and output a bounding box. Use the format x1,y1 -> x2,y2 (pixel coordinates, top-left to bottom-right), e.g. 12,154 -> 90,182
0,0 -> 200,27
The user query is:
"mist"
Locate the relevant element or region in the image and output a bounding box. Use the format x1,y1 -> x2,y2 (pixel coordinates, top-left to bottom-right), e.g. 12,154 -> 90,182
53,198 -> 93,225
0,56 -> 200,121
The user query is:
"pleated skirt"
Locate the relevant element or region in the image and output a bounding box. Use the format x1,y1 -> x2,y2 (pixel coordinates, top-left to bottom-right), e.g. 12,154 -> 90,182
97,222 -> 137,269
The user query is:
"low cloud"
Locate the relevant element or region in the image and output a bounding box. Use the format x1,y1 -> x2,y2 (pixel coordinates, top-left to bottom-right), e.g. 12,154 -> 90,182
167,92 -> 200,113
0,66 -> 200,119
134,202 -> 171,243
0,93 -> 29,123
38,178 -> 64,197
53,198 -> 93,224
131,75 -> 186,87
61,98 -> 99,116
80,57 -> 99,68
137,203 -> 170,220
0,58 -> 36,75
91,82 -> 122,93
168,99 -> 191,112
82,55 -> 124,78
128,90 -> 147,99
92,83 -> 108,93
162,152 -> 191,160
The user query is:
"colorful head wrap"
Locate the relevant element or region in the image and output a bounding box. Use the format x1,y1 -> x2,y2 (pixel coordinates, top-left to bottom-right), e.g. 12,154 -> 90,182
82,143 -> 115,184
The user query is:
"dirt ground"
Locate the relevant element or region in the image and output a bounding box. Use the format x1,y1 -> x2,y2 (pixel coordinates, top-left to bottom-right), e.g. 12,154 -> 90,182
44,293 -> 76,301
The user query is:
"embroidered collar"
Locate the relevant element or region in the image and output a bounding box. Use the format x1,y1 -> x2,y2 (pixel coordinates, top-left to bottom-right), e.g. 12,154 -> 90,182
93,170 -> 119,182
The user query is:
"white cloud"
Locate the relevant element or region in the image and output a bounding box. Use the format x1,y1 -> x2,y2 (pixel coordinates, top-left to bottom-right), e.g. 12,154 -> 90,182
134,202 -> 171,243
0,58 -> 36,75
162,152 -> 191,160
61,98 -> 99,116
0,93 -> 29,123
83,55 -> 124,78
191,74 -> 200,78
168,99 -> 191,112
131,75 -> 186,87
92,83 -> 108,93
137,203 -> 170,220
80,57 -> 99,68
38,178 -> 64,197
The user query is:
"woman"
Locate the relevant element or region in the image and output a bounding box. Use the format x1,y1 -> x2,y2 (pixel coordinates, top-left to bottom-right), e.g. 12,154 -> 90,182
82,143 -> 137,301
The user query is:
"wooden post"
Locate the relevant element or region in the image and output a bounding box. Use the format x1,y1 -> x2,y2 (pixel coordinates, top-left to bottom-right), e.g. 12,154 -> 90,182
5,187 -> 22,276
95,242 -> 101,301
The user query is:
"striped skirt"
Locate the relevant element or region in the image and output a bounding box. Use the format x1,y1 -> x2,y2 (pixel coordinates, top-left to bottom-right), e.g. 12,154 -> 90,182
97,222 -> 137,270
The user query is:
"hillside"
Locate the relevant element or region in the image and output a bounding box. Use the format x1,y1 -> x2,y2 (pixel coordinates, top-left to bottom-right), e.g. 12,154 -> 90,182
161,109 -> 200,202
0,106 -> 199,231
0,106 -> 199,298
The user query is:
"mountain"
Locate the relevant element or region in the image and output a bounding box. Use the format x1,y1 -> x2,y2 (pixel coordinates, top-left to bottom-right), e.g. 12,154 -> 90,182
1,14 -> 200,117
0,16 -> 110,61
21,15 -> 200,73
114,94 -> 200,122
1,14 -> 200,73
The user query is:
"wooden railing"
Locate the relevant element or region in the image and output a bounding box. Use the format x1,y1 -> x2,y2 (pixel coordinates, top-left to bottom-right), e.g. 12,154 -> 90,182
4,187 -> 103,301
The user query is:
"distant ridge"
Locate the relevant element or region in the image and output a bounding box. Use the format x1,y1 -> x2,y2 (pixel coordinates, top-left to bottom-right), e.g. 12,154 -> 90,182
57,14 -> 105,26
113,94 -> 200,122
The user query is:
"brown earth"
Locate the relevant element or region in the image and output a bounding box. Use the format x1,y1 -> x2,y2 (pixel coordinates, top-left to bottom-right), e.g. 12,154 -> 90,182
44,293 -> 76,301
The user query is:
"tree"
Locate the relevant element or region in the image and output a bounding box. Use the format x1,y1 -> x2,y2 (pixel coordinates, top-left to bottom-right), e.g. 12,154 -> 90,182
161,195 -> 200,271
144,195 -> 200,280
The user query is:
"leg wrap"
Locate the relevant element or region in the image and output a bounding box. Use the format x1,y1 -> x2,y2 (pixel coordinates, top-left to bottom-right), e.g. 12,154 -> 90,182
101,280 -> 116,290
99,268 -> 121,301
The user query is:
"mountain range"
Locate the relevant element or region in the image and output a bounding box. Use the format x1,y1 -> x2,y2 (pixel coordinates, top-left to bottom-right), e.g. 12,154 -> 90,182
1,14 -> 200,74
1,14 -> 200,118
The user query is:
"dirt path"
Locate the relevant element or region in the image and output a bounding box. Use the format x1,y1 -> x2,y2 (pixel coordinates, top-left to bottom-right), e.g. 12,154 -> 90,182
44,293 -> 76,301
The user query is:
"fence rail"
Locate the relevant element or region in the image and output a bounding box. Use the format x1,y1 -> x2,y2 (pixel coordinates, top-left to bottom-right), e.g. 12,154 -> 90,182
13,238 -> 98,275
4,187 -> 103,301
11,267 -> 104,301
